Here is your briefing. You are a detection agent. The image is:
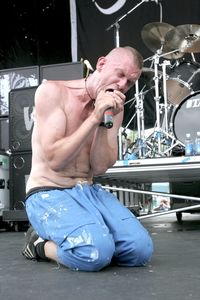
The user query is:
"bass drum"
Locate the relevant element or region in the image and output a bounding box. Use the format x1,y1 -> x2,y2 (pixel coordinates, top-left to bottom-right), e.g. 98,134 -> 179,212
166,60 -> 200,106
172,91 -> 200,144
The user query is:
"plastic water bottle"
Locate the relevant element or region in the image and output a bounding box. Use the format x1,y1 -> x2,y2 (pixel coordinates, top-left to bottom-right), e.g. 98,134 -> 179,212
194,131 -> 200,155
184,133 -> 194,156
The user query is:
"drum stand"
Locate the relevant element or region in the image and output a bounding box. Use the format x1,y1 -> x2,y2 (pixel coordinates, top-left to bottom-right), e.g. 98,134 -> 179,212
161,60 -> 170,134
143,49 -> 185,157
123,54 -> 173,159
128,81 -> 157,159
134,81 -> 148,158
123,97 -> 137,131
122,48 -> 186,159
153,51 -> 163,154
141,50 -> 165,157
160,60 -> 185,155
122,83 -> 149,159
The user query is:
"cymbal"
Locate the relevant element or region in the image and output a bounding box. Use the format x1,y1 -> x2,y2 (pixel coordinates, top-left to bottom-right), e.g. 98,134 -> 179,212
165,24 -> 200,53
141,22 -> 184,59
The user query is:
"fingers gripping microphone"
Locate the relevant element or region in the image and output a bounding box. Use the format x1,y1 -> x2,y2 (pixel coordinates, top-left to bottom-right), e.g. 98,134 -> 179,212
104,89 -> 114,129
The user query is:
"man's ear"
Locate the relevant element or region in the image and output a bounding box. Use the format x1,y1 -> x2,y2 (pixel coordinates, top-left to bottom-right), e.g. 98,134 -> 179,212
96,56 -> 106,71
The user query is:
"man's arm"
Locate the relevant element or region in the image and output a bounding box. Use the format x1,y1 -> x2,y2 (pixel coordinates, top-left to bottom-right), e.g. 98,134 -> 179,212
89,110 -> 124,175
34,81 -> 100,171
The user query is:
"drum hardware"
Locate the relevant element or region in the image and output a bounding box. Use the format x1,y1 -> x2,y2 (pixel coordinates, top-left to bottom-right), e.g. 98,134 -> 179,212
123,104 -> 137,131
191,52 -> 197,63
134,68 -> 162,158
130,50 -> 166,158
123,86 -> 155,159
124,96 -> 137,106
131,137 -> 153,159
142,128 -> 183,158
164,24 -> 200,54
155,57 -> 186,155
159,61 -> 183,156
141,22 -> 184,59
105,0 -> 165,160
122,67 -> 157,159
140,67 -> 159,88
150,50 -> 163,154
161,60 -> 171,133
123,89 -> 145,132
135,80 -> 146,158
106,2 -> 156,159
138,49 -> 185,158
161,132 -> 184,156
141,22 -> 175,52
124,84 -> 154,109
140,23 -> 200,158
124,21 -> 200,159
107,0 -> 200,159
162,24 -> 200,105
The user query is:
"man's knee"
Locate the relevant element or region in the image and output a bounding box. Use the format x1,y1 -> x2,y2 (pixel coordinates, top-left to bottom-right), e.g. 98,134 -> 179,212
58,234 -> 115,271
116,234 -> 153,267
132,236 -> 153,266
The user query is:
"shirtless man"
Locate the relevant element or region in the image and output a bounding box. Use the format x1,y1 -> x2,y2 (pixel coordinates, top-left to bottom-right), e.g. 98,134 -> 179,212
22,46 -> 153,271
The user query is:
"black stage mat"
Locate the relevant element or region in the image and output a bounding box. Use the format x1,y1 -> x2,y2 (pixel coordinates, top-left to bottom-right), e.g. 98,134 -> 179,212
1,214 -> 200,300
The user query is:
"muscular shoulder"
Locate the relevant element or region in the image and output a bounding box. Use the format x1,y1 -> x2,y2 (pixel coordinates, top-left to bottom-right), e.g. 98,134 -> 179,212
35,80 -> 64,100
35,80 -> 69,109
34,78 -> 85,109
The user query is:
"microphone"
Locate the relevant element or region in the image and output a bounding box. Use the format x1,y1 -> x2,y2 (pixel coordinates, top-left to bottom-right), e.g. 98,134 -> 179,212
83,59 -> 94,72
104,109 -> 113,129
104,89 -> 114,129
83,59 -> 94,78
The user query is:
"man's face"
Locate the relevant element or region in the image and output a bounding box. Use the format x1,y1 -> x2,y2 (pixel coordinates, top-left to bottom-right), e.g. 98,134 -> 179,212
96,54 -> 142,95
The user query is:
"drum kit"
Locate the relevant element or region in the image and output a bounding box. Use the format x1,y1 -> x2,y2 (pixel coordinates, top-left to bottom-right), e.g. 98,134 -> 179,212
125,22 -> 200,159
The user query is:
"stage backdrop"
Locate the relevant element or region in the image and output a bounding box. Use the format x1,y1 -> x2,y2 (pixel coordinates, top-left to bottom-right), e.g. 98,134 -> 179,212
70,0 -> 200,129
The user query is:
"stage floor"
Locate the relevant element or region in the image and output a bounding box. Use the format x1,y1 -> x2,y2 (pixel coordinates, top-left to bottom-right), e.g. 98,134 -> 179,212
1,213 -> 200,300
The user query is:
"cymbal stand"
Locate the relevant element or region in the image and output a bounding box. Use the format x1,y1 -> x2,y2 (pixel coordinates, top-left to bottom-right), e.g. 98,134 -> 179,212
142,49 -> 186,157
122,87 -> 154,146
134,80 -> 149,158
191,52 -> 196,62
147,49 -> 183,157
155,59 -> 176,156
159,58 -> 185,156
152,50 -> 162,154
123,99 -> 137,132
161,59 -> 171,134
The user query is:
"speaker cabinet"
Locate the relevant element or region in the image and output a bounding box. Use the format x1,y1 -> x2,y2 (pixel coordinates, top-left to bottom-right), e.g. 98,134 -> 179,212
0,66 -> 39,116
9,86 -> 37,152
9,151 -> 32,210
0,117 -> 9,150
0,154 -> 9,214
39,62 -> 84,82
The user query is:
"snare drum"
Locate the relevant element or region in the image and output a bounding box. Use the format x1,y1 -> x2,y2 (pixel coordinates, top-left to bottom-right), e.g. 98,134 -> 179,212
166,60 -> 200,106
172,91 -> 200,144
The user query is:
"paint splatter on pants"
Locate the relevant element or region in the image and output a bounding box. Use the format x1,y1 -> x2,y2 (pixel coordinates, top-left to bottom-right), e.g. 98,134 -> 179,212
25,184 -> 153,271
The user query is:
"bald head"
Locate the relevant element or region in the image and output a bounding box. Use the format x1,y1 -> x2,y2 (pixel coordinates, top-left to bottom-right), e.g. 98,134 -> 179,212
106,46 -> 143,70
92,46 -> 143,95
